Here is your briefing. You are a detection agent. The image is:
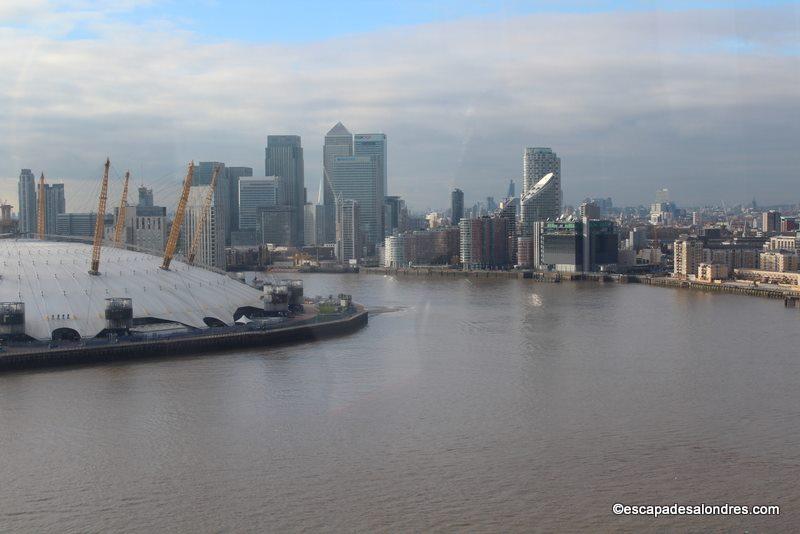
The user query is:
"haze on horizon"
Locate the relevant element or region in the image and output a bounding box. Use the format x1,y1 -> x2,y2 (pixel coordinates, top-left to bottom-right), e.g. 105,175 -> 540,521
1,0 -> 799,212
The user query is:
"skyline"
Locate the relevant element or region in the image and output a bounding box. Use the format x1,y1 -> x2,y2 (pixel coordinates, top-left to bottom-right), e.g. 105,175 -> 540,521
2,1 -> 800,210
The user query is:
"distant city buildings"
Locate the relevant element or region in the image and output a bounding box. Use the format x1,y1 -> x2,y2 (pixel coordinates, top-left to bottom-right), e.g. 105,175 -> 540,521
579,201 -> 600,220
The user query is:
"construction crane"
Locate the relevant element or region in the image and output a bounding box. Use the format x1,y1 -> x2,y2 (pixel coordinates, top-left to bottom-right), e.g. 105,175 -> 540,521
186,164 -> 220,265
37,173 -> 46,239
161,161 -> 194,271
89,158 -> 110,275
113,170 -> 130,247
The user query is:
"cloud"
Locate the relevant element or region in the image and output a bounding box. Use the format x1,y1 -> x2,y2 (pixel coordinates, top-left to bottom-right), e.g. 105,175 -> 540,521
1,4 -> 799,212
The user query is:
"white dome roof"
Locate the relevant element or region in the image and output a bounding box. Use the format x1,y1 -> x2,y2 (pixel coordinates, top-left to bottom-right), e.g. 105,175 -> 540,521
0,240 -> 264,340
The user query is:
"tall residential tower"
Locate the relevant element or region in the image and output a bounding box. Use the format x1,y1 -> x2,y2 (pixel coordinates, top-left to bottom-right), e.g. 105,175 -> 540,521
18,169 -> 36,235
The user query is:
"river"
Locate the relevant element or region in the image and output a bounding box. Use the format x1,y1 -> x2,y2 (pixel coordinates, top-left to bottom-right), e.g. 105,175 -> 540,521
1,273 -> 798,531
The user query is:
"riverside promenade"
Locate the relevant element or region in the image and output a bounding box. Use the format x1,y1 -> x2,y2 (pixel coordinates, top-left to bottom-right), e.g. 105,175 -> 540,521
363,267 -> 800,301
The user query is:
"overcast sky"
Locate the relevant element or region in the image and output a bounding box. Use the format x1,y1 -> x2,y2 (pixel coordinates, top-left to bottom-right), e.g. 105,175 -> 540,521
1,0 -> 799,212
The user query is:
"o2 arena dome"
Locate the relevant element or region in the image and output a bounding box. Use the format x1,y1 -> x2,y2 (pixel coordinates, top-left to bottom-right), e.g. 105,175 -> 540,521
0,240 -> 265,341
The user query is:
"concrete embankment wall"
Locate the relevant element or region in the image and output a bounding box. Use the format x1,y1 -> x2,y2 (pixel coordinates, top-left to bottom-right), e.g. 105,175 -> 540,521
0,310 -> 368,372
364,267 -> 800,299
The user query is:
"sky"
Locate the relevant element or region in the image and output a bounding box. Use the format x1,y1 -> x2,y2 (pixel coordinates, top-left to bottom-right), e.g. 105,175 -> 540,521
1,0 -> 799,212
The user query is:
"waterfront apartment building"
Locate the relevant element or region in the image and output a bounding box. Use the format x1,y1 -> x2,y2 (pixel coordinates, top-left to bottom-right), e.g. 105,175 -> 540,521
265,136 -> 304,246
520,172 -> 559,236
238,176 -> 284,233
698,263 -> 729,282
18,169 -> 37,235
184,185 -> 226,269
323,122 -> 354,243
459,217 -> 509,269
537,218 -> 621,273
451,188 -> 464,226
336,199 -> 361,262
384,234 -> 406,267
523,147 -> 561,208
674,237 -> 704,278
406,227 -> 460,265
759,251 -> 799,273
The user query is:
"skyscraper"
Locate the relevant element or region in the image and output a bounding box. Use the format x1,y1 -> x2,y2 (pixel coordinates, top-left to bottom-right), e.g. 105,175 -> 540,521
354,133 -> 387,196
323,122 -> 353,243
520,172 -> 560,236
328,156 -> 382,249
523,147 -> 561,210
43,183 -> 65,236
451,188 -> 464,226
238,176 -> 284,233
265,136 -> 304,246
18,169 -> 36,235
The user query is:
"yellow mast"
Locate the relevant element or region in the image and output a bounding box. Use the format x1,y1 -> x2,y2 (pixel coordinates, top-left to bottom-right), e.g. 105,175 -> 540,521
113,170 -> 130,247
89,158 -> 110,275
37,173 -> 46,239
161,161 -> 194,271
186,164 -> 220,265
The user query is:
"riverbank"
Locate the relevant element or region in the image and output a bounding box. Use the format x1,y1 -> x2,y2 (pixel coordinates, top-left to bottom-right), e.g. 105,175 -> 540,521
0,307 -> 368,372
363,267 -> 800,301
